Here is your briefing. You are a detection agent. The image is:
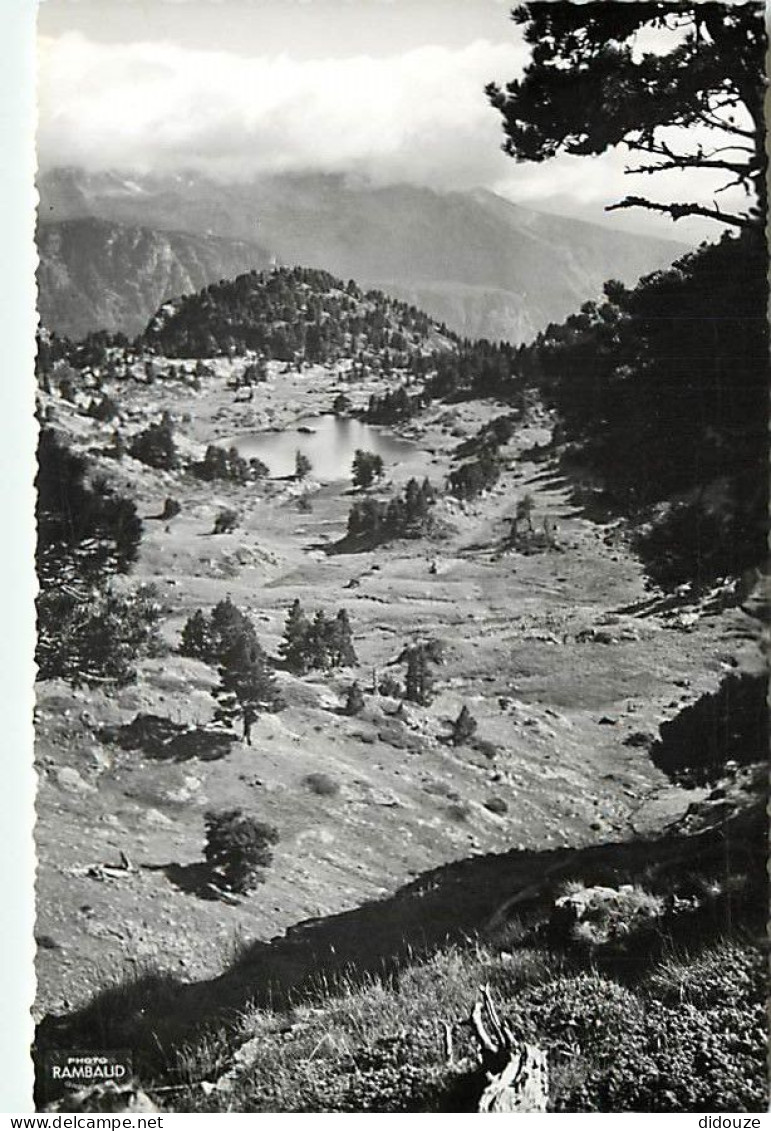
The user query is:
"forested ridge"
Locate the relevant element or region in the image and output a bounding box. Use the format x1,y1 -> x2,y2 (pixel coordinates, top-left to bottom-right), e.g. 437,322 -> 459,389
140,265 -> 450,362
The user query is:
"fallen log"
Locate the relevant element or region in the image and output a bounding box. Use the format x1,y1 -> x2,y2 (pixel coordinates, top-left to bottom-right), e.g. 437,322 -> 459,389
469,984 -> 548,1113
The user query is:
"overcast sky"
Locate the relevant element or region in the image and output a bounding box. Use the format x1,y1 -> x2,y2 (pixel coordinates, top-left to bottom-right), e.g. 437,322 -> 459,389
36,0 -> 747,244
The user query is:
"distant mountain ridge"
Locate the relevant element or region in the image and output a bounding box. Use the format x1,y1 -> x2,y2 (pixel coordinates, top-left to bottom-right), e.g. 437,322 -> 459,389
37,168 -> 689,343
37,216 -> 273,339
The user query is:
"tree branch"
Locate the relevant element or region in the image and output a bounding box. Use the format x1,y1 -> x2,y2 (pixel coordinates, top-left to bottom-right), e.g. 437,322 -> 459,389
606,196 -> 756,230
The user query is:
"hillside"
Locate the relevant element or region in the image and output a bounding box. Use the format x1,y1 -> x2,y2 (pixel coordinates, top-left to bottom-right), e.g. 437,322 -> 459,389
32,261 -> 767,1111
140,265 -> 453,361
37,168 -> 686,342
37,217 -> 273,339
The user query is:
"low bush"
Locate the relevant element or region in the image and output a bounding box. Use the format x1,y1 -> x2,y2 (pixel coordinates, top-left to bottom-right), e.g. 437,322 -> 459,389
557,994 -> 768,1111
483,796 -> 508,815
472,738 -> 500,760
344,682 -> 365,716
547,882 -> 665,953
378,674 -> 403,698
160,497 -> 182,520
644,941 -> 764,1010
36,583 -> 163,686
450,705 -> 477,745
303,772 -> 340,797
346,478 -> 437,545
129,418 -> 178,470
447,451 -> 501,501
212,508 -> 240,534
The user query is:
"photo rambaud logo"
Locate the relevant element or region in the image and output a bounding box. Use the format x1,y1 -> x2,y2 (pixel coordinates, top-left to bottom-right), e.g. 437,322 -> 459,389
44,1051 -> 133,1086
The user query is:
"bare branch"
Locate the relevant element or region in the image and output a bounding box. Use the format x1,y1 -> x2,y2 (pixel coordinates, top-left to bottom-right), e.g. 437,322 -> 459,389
441,1021 -> 454,1064
607,195 -> 756,230
694,107 -> 756,138
470,998 -> 498,1056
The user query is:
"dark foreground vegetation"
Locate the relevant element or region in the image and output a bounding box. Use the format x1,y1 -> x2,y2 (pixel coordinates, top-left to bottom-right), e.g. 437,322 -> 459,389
35,758 -> 768,1111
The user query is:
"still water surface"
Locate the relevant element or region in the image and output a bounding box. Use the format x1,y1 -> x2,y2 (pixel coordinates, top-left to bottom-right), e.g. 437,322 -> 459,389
232,414 -> 416,480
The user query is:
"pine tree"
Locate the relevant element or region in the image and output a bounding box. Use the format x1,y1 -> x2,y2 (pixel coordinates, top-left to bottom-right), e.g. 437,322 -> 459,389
209,597 -> 258,663
305,610 -> 331,670
213,633 -> 282,734
328,609 -> 357,668
344,681 -> 365,716
180,608 -> 212,660
203,808 -> 279,893
352,449 -> 384,489
492,5 -> 766,233
516,493 -> 535,533
280,598 -> 311,673
451,704 -> 478,746
404,645 -> 433,706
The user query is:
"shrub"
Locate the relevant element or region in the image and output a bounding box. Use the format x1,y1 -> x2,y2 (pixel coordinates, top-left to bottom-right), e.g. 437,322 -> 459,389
203,809 -> 279,893
213,508 -> 239,534
36,583 -> 163,686
161,497 -> 182,520
404,645 -> 434,705
378,674 -> 403,698
88,394 -> 120,422
645,942 -> 765,1010
36,428 -> 142,584
548,883 -> 665,953
447,451 -> 501,500
450,705 -> 477,745
501,971 -> 645,1089
346,478 -> 437,545
295,450 -> 312,480
344,682 -> 365,716
129,417 -> 178,470
556,995 -> 768,1111
303,773 -> 340,797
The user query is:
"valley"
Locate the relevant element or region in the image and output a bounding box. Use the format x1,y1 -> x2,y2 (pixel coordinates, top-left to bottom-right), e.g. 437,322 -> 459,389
37,169 -> 686,342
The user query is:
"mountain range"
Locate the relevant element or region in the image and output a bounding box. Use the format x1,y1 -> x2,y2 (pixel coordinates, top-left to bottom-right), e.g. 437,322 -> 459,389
37,167 -> 688,343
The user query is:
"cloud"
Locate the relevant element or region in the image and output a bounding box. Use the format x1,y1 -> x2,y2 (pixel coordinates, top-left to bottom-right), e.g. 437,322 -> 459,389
36,29 -> 748,241
37,32 -> 528,188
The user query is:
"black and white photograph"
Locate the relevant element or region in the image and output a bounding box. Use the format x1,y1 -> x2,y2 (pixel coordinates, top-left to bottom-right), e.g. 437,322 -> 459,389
27,0 -> 768,1114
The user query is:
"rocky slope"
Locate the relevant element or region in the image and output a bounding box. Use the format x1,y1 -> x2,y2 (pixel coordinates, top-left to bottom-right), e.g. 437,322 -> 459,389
38,168 -> 687,342
33,337 -> 764,1024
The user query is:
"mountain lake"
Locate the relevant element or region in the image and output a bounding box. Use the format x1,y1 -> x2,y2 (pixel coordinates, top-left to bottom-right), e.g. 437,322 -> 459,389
231,414 -> 418,480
